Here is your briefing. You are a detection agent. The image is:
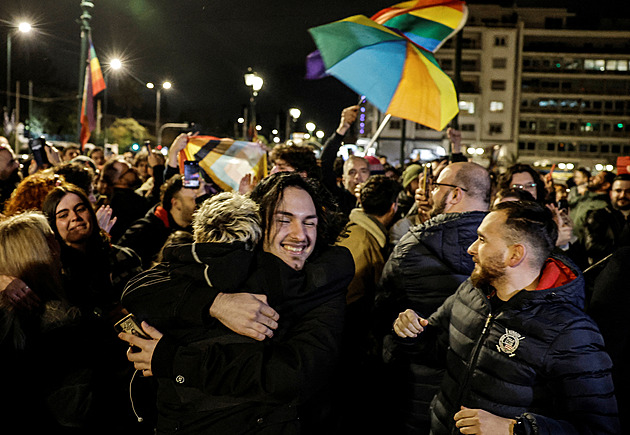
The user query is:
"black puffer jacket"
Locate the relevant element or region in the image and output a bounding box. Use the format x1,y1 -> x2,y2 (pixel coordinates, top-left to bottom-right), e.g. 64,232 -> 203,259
377,211 -> 486,432
401,255 -> 619,434
122,243 -> 354,434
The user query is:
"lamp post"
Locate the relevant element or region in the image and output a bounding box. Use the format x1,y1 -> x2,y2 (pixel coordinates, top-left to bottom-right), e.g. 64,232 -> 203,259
285,107 -> 301,141
5,21 -> 32,120
148,81 -> 171,145
305,122 -> 316,138
76,0 -> 93,143
102,58 -> 122,144
244,67 -> 263,140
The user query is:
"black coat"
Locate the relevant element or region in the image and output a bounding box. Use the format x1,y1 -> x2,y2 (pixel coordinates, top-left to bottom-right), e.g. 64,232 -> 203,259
398,255 -> 619,434
121,243 -> 354,434
377,211 -> 486,432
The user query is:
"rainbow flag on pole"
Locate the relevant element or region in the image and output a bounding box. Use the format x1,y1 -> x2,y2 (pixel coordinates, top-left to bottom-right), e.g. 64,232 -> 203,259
80,37 -> 106,148
182,136 -> 267,192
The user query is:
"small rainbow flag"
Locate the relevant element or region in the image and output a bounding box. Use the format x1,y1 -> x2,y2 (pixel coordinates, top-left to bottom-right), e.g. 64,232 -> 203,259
80,38 -> 106,148
182,136 -> 267,192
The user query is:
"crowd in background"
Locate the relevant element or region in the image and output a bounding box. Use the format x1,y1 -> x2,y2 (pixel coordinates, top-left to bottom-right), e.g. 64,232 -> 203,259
0,103 -> 628,434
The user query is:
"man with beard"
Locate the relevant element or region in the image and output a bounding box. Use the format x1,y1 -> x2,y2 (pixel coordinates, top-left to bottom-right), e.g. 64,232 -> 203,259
581,174 -> 630,265
393,201 -> 619,434
376,161 -> 491,434
569,170 -> 615,242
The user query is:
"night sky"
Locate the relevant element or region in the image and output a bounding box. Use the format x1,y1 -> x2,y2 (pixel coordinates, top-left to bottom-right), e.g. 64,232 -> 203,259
1,0 -> 628,140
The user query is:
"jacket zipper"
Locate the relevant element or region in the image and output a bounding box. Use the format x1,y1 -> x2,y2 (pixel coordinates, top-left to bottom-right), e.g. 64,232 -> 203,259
451,313 -> 494,434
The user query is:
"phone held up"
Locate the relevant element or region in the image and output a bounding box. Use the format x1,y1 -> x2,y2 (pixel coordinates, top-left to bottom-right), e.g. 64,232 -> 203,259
114,313 -> 151,340
183,160 -> 201,188
28,137 -> 50,167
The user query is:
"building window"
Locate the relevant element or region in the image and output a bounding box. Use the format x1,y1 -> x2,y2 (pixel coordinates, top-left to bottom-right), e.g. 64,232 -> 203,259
440,58 -> 453,70
493,58 -> 507,69
459,100 -> 475,114
489,123 -> 503,134
491,80 -> 506,91
461,123 -> 475,132
390,119 -> 402,130
494,36 -> 507,46
489,101 -> 504,112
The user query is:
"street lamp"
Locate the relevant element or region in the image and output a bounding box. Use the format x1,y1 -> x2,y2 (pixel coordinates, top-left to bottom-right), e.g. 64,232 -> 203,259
244,67 -> 263,140
150,81 -> 172,145
6,21 -> 32,118
286,107 -> 301,141
305,122 -> 316,134
102,57 -> 122,143
316,130 -> 325,140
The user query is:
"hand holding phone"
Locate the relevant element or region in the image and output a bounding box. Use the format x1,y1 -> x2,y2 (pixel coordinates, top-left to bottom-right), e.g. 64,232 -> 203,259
114,313 -> 151,339
183,160 -> 201,188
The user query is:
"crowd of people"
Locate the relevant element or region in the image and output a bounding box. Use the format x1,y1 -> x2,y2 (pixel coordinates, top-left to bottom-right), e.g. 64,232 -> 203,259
0,103 -> 628,434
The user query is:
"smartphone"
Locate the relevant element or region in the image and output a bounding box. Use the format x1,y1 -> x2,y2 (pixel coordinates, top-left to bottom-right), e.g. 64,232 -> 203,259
114,313 -> 151,339
28,137 -> 50,167
183,160 -> 201,188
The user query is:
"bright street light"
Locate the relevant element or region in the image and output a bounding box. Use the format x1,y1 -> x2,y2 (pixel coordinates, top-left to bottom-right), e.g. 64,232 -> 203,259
316,130 -> 325,139
305,122 -> 316,133
255,125 -> 262,131
110,58 -> 122,70
155,81 -> 173,144
237,117 -> 244,124
289,108 -> 301,120
6,20 -> 33,121
272,129 -> 278,135
162,81 -> 172,90
146,82 -> 155,89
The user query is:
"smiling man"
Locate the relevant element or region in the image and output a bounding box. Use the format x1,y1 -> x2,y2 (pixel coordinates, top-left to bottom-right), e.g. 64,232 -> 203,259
119,172 -> 354,434
393,201 -> 619,434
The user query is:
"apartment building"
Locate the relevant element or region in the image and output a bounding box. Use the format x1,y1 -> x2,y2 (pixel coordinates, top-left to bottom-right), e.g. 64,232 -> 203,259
364,5 -> 630,171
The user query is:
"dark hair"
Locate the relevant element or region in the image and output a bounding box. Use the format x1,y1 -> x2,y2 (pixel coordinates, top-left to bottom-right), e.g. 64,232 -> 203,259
88,146 -> 104,158
494,188 -> 535,203
269,143 -> 321,180
53,161 -> 95,196
600,171 -> 616,187
575,167 -> 590,179
61,144 -> 80,157
614,173 -> 630,184
492,200 -> 558,269
160,175 -> 184,212
42,184 -> 100,246
156,230 -> 194,263
360,175 -> 402,216
498,164 -> 546,203
250,172 -> 344,252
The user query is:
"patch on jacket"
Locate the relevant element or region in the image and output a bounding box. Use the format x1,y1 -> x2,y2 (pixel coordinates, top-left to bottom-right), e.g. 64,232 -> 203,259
496,328 -> 524,357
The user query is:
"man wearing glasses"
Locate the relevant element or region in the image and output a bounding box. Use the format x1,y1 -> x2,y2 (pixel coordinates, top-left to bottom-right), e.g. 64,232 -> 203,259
377,161 -> 491,434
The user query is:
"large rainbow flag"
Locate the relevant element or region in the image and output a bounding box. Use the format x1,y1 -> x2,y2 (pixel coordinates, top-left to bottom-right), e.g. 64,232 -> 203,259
80,37 -> 106,148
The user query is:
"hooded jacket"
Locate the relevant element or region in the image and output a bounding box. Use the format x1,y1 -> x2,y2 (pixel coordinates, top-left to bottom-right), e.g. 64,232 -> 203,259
400,255 -> 619,434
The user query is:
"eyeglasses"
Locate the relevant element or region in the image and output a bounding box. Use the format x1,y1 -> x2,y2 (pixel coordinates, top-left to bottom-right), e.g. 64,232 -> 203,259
431,182 -> 468,192
511,183 -> 537,190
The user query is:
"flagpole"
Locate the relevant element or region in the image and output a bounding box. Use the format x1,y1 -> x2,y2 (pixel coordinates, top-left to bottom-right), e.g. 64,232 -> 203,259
77,0 -> 93,144
363,113 -> 391,155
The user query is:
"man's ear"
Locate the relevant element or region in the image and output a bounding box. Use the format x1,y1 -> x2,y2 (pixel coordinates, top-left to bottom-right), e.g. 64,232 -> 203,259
507,243 -> 526,267
447,187 -> 465,206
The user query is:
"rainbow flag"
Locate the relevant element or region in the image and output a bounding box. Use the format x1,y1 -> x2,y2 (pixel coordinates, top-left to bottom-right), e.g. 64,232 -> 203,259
79,38 -> 106,148
371,0 -> 468,53
182,136 -> 267,192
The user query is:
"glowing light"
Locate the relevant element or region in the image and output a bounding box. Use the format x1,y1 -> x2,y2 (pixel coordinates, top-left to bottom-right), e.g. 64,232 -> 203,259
162,81 -> 172,89
305,122 -> 316,132
304,133 -> 310,139
566,163 -> 574,170
606,164 -> 614,171
255,125 -> 262,131
558,163 -> 566,170
289,108 -> 301,119
272,129 -> 278,135
110,58 -> 122,70
18,22 -> 32,33
237,117 -> 244,124
131,143 -> 140,152
595,164 -> 604,171
316,130 -> 325,139
475,148 -> 484,155
146,82 -> 155,89
467,147 -> 476,155
273,137 -> 281,143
